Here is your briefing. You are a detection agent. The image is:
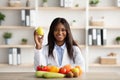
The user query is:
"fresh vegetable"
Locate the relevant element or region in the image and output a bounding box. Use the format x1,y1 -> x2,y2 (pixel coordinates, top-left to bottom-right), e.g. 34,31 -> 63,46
36,65 -> 50,71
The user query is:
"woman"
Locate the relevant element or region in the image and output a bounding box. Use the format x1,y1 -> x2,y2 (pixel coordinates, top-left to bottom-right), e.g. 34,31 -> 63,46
34,17 -> 85,71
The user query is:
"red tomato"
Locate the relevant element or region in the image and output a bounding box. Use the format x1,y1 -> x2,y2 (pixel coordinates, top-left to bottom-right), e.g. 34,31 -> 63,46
59,67 -> 67,74
37,65 -> 51,71
41,66 -> 48,71
36,65 -> 42,71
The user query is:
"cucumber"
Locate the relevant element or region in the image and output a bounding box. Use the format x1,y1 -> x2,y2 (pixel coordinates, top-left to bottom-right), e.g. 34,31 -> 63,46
35,71 -> 48,78
43,72 -> 65,78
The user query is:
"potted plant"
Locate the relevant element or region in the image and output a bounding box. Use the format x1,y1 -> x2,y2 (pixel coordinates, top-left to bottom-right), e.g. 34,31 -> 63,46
115,36 -> 120,44
43,0 -> 48,7
3,32 -> 12,44
0,12 -> 5,25
71,20 -> 77,26
89,0 -> 99,6
21,38 -> 28,45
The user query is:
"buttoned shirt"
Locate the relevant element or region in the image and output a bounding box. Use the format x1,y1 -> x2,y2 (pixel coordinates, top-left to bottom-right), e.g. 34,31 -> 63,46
55,43 -> 66,66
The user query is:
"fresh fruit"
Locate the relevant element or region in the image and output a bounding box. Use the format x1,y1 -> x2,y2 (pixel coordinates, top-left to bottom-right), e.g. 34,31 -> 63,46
75,66 -> 82,75
43,72 -> 65,78
65,71 -> 74,78
63,64 -> 71,73
71,67 -> 79,73
59,67 -> 67,74
49,66 -> 59,73
35,71 -> 47,78
71,67 -> 80,77
36,27 -> 44,36
72,72 -> 79,77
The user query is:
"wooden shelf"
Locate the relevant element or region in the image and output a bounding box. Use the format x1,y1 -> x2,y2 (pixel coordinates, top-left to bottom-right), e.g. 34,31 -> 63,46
38,7 -> 85,11
0,7 -> 34,10
89,45 -> 120,48
0,26 -> 35,29
89,7 -> 120,10
78,45 -> 86,48
89,63 -> 120,67
0,45 -> 34,48
0,63 -> 33,67
42,26 -> 85,30
89,26 -> 120,29
70,26 -> 85,29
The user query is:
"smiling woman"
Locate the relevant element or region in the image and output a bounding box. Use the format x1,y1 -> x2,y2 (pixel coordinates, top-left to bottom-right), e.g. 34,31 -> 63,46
34,17 -> 85,72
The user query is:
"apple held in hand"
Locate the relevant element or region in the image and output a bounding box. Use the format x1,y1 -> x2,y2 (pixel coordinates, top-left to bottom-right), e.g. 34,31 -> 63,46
36,27 -> 44,36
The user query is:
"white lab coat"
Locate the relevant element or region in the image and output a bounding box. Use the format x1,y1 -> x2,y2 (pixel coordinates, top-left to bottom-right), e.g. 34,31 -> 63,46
34,45 -> 85,71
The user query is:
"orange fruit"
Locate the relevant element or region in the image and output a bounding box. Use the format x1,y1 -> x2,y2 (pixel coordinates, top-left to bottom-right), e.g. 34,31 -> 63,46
63,64 -> 71,73
75,66 -> 82,75
49,66 -> 59,73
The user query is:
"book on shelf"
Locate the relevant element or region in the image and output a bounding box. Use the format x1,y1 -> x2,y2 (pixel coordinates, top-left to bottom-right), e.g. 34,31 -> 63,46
101,29 -> 107,45
60,0 -> 73,7
96,29 -> 102,46
21,10 -> 31,27
88,28 -> 107,46
117,0 -> 120,7
60,0 -> 64,7
8,48 -> 21,65
88,29 -> 92,46
25,10 -> 30,26
92,28 -> 97,45
21,10 -> 26,26
17,48 -> 21,65
30,10 -> 36,27
8,48 -> 13,65
12,48 -> 17,65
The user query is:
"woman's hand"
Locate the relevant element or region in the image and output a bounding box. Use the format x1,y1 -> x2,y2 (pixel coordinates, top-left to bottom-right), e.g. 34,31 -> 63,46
34,30 -> 44,49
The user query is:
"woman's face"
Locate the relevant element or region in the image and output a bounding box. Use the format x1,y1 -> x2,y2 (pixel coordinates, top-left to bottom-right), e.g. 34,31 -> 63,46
54,23 -> 67,46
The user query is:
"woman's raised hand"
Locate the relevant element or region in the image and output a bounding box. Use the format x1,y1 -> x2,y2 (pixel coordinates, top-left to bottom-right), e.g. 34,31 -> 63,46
34,30 -> 44,49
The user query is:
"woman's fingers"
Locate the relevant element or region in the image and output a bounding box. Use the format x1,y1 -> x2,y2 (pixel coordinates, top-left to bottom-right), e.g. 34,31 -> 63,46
34,30 -> 44,49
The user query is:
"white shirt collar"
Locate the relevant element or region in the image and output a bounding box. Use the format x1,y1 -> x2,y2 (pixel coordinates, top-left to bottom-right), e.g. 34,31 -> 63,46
55,43 -> 66,49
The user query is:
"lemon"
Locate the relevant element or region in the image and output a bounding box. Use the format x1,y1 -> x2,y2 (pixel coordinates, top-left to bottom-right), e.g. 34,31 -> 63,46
36,27 -> 44,36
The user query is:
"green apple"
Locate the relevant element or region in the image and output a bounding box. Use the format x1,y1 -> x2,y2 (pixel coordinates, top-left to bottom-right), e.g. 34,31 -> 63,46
71,68 -> 79,77
36,27 -> 44,36
71,68 -> 79,73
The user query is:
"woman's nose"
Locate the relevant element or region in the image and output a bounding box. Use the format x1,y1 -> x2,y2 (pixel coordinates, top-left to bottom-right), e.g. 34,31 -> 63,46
57,30 -> 62,34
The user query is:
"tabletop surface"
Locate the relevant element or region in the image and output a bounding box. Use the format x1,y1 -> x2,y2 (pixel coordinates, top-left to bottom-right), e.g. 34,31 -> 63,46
0,72 -> 120,80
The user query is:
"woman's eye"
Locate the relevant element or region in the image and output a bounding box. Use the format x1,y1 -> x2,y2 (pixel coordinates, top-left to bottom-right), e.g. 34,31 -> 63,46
54,29 -> 66,32
61,29 -> 66,32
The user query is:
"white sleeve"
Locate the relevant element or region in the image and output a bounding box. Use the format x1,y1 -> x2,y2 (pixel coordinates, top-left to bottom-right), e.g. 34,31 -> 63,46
34,48 -> 47,70
72,46 -> 85,72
